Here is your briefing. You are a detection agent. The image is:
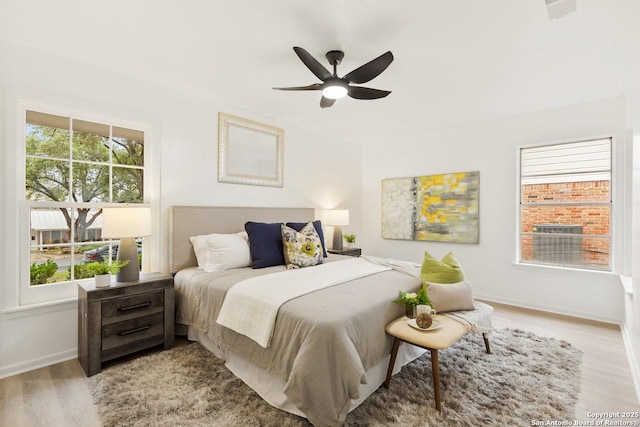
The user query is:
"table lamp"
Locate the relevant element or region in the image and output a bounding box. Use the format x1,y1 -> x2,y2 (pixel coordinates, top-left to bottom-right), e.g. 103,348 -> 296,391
327,209 -> 349,251
101,207 -> 151,282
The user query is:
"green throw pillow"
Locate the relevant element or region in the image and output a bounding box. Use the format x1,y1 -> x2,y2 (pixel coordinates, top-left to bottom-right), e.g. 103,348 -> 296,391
420,251 -> 465,284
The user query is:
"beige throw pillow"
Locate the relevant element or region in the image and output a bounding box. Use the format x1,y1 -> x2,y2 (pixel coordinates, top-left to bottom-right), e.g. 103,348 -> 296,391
426,280 -> 474,312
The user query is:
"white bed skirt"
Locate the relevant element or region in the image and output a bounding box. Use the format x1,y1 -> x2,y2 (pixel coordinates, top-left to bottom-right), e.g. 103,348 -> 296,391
186,326 -> 426,421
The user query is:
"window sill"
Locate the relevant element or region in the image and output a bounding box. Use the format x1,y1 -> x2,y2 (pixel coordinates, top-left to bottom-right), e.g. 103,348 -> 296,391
1,297 -> 77,320
514,261 -> 616,277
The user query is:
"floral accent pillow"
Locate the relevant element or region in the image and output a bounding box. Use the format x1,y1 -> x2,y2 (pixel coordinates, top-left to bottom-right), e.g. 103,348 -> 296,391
281,222 -> 323,269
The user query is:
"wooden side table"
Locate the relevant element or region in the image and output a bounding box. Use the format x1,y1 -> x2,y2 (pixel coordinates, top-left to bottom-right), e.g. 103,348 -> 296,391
328,247 -> 362,257
78,273 -> 174,376
384,315 -> 491,411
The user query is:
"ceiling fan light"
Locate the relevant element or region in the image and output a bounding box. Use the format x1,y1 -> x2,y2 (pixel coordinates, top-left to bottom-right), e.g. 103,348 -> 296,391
322,83 -> 348,99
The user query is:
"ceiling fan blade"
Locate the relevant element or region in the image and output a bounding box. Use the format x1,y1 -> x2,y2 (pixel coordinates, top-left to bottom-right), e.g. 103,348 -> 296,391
272,83 -> 322,91
293,47 -> 333,81
320,97 -> 336,108
348,86 -> 392,100
342,51 -> 394,84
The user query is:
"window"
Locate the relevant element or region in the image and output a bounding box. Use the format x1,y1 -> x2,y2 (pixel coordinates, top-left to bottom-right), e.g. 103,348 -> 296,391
518,137 -> 612,271
22,106 -> 148,304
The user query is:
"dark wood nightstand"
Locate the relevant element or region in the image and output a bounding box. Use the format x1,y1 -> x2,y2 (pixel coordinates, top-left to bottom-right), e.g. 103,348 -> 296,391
78,273 -> 174,376
328,247 -> 362,257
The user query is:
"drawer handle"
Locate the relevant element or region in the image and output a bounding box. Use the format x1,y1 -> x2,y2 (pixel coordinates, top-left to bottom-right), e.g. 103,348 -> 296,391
118,325 -> 151,336
118,302 -> 151,312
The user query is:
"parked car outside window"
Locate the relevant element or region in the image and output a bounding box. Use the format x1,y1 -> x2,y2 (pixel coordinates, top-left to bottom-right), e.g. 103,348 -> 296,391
82,243 -> 141,263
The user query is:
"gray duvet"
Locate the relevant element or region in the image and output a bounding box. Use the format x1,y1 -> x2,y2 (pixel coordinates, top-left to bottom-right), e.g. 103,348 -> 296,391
174,255 -> 421,426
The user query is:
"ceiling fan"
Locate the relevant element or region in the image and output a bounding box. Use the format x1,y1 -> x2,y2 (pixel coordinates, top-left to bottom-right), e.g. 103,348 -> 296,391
273,47 -> 394,108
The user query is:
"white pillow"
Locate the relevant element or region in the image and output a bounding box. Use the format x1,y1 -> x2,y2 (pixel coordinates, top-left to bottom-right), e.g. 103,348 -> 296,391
189,232 -> 250,272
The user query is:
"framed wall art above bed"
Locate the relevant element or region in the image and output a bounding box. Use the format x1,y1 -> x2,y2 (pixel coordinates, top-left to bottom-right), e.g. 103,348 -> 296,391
381,171 -> 480,243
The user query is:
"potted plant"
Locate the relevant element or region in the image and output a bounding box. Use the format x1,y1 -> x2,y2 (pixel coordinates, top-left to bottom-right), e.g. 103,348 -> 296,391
90,260 -> 129,287
343,233 -> 357,249
392,284 -> 432,318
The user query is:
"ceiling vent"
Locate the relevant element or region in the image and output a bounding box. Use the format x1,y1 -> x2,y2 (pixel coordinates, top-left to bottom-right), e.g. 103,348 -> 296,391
545,0 -> 577,19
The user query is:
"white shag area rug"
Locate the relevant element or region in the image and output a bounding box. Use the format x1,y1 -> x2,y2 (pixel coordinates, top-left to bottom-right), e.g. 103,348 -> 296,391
90,328 -> 582,426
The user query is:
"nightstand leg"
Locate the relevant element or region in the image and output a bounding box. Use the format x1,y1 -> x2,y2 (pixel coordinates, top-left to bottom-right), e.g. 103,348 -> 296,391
164,287 -> 175,349
384,337 -> 401,388
85,301 -> 102,376
430,348 -> 441,411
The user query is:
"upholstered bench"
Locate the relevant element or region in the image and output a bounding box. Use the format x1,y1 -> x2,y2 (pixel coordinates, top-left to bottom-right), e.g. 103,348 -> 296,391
384,314 -> 491,411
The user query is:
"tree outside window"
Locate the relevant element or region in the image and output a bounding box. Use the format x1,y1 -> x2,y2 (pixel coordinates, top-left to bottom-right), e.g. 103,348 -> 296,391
26,111 -> 145,285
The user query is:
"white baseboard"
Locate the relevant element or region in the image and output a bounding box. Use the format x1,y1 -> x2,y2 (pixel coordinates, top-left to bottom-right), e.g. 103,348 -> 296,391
473,292 -> 621,325
620,323 -> 640,405
0,347 -> 77,380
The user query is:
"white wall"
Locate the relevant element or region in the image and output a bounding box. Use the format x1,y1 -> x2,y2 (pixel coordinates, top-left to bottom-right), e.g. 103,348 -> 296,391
623,134 -> 640,399
0,40 -> 363,378
362,97 -> 628,323
621,40 -> 640,400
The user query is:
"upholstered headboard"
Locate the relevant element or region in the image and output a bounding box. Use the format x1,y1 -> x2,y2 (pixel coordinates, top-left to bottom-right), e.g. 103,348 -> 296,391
169,205 -> 316,273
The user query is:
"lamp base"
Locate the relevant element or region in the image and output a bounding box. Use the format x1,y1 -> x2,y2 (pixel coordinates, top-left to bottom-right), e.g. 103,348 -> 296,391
115,237 -> 140,282
332,226 -> 344,251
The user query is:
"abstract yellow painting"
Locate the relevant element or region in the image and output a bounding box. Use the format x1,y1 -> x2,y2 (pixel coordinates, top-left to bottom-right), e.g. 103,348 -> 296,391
381,171 -> 479,243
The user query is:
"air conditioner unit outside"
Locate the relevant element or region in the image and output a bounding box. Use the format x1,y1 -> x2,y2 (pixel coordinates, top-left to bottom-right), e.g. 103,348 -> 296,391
532,224 -> 583,265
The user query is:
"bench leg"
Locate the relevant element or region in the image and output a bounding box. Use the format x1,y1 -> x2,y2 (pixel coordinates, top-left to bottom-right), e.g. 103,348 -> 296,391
384,337 -> 401,388
482,333 -> 491,354
430,348 -> 441,411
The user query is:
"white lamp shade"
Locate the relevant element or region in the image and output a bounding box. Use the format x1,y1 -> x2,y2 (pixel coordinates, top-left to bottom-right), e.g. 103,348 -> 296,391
101,207 -> 151,238
326,209 -> 349,226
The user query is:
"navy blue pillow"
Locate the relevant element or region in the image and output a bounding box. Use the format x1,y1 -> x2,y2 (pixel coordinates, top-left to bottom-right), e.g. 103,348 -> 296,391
244,222 -> 285,268
286,220 -> 328,257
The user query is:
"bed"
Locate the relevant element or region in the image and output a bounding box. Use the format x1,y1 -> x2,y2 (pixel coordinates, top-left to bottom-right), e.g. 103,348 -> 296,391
169,206 -> 425,426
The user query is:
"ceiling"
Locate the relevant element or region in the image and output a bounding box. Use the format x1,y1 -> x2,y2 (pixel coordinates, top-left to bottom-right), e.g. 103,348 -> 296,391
1,0 -> 638,142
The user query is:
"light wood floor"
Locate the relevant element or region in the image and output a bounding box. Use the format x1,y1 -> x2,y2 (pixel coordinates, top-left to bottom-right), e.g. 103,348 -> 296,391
1,303 -> 638,426
488,302 -> 640,418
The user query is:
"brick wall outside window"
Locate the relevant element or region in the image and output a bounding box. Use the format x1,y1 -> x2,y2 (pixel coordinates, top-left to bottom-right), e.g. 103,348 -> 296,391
520,180 -> 610,268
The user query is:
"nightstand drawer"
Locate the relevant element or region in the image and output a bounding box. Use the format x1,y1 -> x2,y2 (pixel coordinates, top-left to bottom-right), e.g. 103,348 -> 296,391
102,312 -> 165,351
101,291 -> 164,325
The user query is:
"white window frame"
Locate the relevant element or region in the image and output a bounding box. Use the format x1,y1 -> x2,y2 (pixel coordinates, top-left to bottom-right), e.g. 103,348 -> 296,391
516,135 -> 618,273
16,100 -> 155,306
